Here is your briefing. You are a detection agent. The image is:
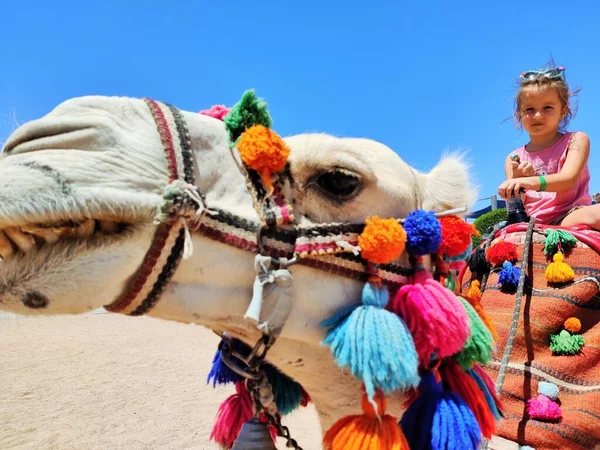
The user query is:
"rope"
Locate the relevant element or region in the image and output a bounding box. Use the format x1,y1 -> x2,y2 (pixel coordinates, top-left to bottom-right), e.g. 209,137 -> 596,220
495,217 -> 536,393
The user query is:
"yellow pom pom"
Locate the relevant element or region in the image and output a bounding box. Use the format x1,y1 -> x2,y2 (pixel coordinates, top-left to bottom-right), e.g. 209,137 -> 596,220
564,317 -> 582,333
358,216 -> 407,264
544,252 -> 575,284
466,279 -> 482,303
236,125 -> 291,193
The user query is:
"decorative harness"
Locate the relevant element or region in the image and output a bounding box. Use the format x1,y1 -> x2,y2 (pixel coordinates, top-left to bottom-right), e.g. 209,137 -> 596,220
104,91 -> 500,450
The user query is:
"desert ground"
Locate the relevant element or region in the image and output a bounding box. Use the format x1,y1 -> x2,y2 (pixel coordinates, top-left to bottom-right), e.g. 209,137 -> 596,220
0,311 -> 323,450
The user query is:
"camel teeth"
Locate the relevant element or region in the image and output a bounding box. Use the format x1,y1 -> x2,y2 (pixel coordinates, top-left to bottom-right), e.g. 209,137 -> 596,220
100,221 -> 118,234
4,227 -> 35,252
77,219 -> 96,238
0,230 -> 14,259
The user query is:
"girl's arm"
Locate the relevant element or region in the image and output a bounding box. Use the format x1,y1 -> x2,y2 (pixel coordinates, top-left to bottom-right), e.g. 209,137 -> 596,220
498,132 -> 590,198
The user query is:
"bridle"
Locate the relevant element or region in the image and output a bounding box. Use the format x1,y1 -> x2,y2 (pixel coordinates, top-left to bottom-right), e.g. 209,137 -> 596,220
103,93 -> 470,449
104,96 -> 454,315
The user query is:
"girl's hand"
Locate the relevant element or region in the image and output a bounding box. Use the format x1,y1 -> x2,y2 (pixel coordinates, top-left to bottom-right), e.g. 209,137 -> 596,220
509,160 -> 536,178
498,176 -> 540,200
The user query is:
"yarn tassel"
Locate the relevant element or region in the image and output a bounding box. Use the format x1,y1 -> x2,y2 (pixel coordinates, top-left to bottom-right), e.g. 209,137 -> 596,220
464,280 -> 498,341
467,247 -> 491,278
544,229 -> 578,257
550,329 -> 584,355
322,280 -> 420,399
468,368 -> 503,420
324,389 -> 409,450
472,365 -> 504,417
454,296 -> 494,369
407,256 -> 434,285
263,363 -> 305,415
486,240 -> 518,266
545,251 -> 575,284
498,261 -> 521,292
210,381 -> 254,448
390,279 -> 470,367
527,395 -> 562,422
400,371 -> 482,450
444,271 -> 457,292
207,339 -> 246,387
440,360 -> 496,439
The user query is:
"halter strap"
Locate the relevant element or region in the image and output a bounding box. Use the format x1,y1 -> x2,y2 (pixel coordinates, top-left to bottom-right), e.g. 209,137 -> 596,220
105,97 -> 447,315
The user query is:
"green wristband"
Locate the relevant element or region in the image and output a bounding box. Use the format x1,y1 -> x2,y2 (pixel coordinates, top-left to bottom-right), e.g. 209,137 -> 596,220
539,175 -> 547,192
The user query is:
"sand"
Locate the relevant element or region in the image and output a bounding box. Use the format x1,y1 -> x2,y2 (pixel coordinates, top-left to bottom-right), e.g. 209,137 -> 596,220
0,312 -> 322,450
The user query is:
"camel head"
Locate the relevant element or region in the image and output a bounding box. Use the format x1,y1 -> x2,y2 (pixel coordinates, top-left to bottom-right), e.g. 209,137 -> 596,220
0,91 -> 480,440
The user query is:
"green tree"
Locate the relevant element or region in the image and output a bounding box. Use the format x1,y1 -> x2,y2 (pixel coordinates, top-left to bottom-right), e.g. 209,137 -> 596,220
472,208 -> 507,247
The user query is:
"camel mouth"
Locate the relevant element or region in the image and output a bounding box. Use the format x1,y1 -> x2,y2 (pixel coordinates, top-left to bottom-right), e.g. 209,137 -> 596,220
0,219 -> 131,262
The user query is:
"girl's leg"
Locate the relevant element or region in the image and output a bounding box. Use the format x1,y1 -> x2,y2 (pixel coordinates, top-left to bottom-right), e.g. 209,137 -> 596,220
560,204 -> 600,230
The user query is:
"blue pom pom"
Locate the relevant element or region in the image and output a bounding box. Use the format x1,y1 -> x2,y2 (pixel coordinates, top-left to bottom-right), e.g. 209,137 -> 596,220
404,209 -> 443,256
400,371 -> 482,450
322,282 -> 420,399
538,381 -> 559,401
207,339 -> 247,387
498,261 -> 520,291
519,446 -> 535,450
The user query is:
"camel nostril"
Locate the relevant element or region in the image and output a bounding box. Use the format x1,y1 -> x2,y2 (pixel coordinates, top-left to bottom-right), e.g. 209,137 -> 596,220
22,291 -> 49,309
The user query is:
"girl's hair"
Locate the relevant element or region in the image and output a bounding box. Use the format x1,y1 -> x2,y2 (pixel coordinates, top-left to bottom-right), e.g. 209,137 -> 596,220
513,61 -> 580,132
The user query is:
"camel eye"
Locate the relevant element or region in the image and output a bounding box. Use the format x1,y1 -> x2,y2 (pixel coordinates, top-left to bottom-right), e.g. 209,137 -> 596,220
314,169 -> 361,200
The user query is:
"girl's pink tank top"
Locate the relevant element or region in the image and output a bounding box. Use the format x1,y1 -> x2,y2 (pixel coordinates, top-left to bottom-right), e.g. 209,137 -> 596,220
514,131 -> 592,224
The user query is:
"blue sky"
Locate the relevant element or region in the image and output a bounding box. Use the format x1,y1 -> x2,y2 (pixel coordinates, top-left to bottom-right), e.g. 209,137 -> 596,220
1,1 -> 599,213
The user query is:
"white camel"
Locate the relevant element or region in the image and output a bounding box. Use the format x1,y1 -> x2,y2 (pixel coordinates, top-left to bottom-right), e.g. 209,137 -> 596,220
0,93 -> 497,447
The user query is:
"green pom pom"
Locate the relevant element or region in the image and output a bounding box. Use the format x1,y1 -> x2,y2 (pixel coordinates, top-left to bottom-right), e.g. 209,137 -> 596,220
223,89 -> 272,143
453,296 -> 494,369
550,329 -> 584,355
445,273 -> 457,292
544,229 -> 578,257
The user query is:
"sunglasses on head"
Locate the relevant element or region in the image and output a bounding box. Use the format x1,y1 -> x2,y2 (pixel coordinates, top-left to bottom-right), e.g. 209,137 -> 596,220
520,66 -> 566,82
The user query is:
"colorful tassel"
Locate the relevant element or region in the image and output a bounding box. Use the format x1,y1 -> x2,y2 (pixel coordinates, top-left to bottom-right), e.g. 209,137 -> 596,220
464,279 -> 498,343
438,215 -> 478,258
466,280 -> 482,303
550,318 -> 584,355
223,89 -> 272,142
207,339 -> 245,387
444,271 -> 457,292
467,247 -> 490,277
550,329 -> 584,355
322,280 -> 420,399
400,370 -> 482,450
263,363 -> 306,415
440,360 -> 496,439
408,256 -> 434,284
527,394 -> 562,422
486,240 -> 518,266
527,381 -> 562,422
544,251 -> 575,283
391,279 -> 470,367
544,229 -> 578,258
236,125 -> 291,194
445,243 -> 473,262
324,389 -> 409,450
403,209 -> 442,256
498,261 -> 521,292
468,368 -> 503,420
210,381 -> 254,448
454,296 -> 494,369
471,365 -> 504,418
199,104 -> 231,120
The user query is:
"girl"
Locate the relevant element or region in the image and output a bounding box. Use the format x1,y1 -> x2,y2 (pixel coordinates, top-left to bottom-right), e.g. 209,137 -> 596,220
497,64 -> 600,230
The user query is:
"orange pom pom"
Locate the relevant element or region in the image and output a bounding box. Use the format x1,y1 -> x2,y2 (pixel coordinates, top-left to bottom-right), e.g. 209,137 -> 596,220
438,215 -> 478,258
465,279 -> 498,342
236,124 -> 291,193
358,216 -> 407,264
564,317 -> 582,333
323,390 -> 409,450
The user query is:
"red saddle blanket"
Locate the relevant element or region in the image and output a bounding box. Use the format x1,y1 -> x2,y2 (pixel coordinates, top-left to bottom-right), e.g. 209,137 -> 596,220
460,224 -> 600,450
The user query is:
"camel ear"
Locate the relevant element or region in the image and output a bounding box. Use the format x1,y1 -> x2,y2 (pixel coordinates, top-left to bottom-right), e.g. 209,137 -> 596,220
419,153 -> 478,214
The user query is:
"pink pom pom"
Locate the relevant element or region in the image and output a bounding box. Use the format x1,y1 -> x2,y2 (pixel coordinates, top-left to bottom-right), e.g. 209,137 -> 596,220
527,395 -> 562,422
199,104 -> 231,121
391,279 -> 470,366
210,381 -> 254,447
